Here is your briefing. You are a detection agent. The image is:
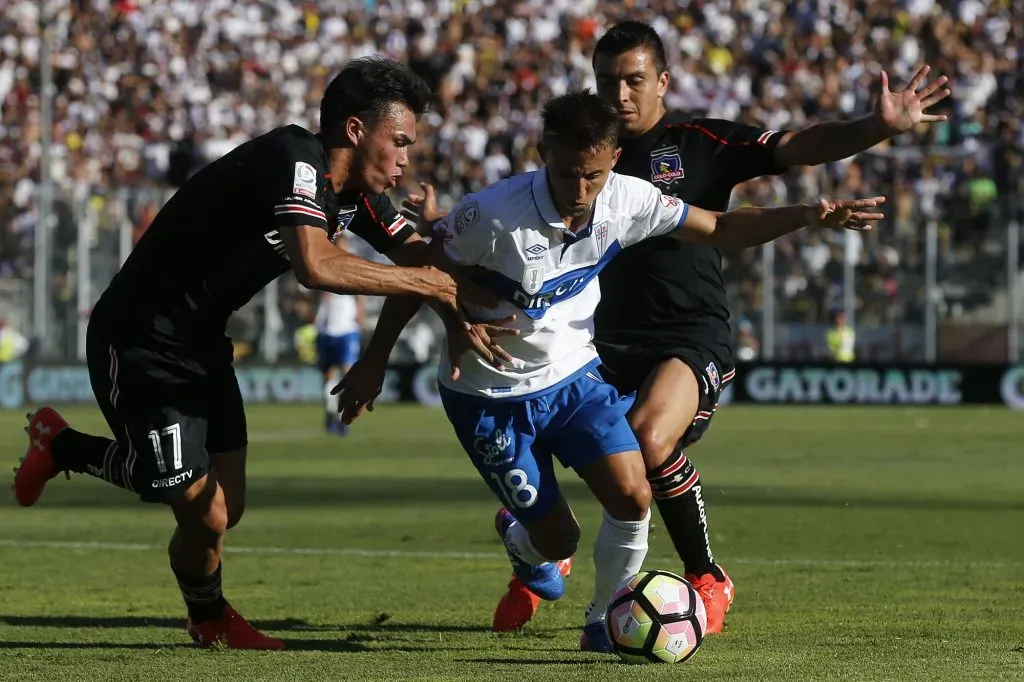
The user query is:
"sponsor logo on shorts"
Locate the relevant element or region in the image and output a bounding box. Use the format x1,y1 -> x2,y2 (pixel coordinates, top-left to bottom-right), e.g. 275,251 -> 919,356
473,429 -> 513,467
152,470 -> 194,489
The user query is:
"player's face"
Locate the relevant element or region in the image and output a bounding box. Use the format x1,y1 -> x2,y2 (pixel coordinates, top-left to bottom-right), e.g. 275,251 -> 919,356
594,47 -> 669,137
543,140 -> 621,221
351,103 -> 416,193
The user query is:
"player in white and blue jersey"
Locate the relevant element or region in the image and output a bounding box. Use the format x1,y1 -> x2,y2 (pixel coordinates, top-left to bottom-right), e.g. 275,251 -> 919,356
334,90 -> 884,651
315,236 -> 366,434
315,290 -> 364,434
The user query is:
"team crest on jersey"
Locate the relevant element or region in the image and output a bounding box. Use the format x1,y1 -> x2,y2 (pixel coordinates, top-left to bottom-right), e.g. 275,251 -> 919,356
650,146 -> 684,185
521,264 -> 544,295
706,362 -> 720,391
336,205 -> 358,231
594,222 -> 608,252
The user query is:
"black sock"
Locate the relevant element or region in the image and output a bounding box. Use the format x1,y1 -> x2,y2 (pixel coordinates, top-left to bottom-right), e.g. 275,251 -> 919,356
647,445 -> 724,581
51,429 -> 131,490
173,563 -> 228,623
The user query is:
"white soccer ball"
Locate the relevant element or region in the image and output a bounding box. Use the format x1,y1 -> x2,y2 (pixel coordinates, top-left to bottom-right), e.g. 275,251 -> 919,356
604,570 -> 707,664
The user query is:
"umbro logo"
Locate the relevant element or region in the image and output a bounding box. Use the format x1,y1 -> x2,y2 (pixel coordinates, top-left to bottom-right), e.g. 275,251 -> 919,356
524,243 -> 548,261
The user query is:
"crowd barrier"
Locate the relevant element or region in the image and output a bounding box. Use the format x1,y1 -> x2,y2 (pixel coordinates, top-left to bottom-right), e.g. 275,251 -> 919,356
1,361 -> 1021,409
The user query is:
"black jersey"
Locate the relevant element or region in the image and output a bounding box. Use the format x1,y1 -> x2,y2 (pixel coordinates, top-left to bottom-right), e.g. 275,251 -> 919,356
594,112 -> 787,363
99,125 -> 414,352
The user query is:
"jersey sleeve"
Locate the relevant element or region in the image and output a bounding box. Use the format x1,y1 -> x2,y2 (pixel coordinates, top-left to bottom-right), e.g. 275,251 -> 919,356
433,195 -> 495,266
619,176 -> 690,248
269,137 -> 331,232
692,118 -> 787,185
345,192 -> 416,254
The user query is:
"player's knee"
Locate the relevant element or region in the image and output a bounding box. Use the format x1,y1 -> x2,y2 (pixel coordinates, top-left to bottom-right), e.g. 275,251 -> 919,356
173,475 -> 229,537
604,475 -> 652,522
202,498 -> 230,536
630,418 -> 678,470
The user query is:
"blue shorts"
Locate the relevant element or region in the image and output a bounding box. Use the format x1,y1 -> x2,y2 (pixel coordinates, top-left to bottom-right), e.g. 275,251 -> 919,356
316,332 -> 361,372
439,362 -> 639,523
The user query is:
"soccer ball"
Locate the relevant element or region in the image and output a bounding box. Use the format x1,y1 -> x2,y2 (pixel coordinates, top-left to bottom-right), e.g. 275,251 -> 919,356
604,570 -> 707,664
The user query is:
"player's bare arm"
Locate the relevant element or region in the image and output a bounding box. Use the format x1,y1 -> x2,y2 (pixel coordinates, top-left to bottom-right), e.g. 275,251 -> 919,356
773,65 -> 951,166
676,197 -> 886,250
279,223 -> 461,306
333,226 -> 518,423
366,230 -> 515,367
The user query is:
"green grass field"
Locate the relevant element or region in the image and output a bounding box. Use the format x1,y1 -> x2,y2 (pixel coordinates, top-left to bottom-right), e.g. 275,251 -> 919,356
0,404 -> 1022,681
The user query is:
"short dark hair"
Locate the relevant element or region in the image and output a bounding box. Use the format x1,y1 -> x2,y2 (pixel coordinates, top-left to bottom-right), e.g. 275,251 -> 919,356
541,89 -> 619,151
593,21 -> 668,74
320,56 -> 431,139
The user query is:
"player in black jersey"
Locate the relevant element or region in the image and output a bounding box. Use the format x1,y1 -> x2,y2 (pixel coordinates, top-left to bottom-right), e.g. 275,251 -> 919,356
492,20 -> 950,633
580,21 -> 949,632
13,56 -> 502,650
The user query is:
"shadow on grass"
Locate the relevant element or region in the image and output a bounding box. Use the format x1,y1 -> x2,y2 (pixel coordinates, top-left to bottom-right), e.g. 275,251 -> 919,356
0,615 -> 328,631
462,657 -> 610,666
0,641 -> 194,650
28,477 -> 1024,512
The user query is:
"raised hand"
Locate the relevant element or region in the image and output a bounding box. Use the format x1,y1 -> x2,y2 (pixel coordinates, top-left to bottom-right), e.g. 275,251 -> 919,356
875,65 -> 951,136
807,196 -> 886,231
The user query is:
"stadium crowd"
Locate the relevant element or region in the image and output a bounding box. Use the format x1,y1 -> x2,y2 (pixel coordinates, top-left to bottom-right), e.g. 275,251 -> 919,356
0,0 -> 1021,361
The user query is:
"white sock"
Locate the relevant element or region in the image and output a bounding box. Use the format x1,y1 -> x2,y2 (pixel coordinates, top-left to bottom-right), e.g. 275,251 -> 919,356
585,508 -> 651,624
324,372 -> 339,418
504,519 -> 552,566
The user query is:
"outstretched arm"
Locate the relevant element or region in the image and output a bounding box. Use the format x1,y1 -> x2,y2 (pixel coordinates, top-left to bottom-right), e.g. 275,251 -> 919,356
774,65 -> 950,167
675,197 -> 886,250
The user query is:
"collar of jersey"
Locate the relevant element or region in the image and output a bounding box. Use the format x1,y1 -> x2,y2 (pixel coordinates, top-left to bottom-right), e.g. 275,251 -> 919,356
531,167 -> 611,237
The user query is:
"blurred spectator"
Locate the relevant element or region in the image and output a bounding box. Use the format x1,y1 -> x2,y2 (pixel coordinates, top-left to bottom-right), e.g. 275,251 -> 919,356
0,0 -> 1019,362
0,318 -> 29,362
827,310 -> 856,363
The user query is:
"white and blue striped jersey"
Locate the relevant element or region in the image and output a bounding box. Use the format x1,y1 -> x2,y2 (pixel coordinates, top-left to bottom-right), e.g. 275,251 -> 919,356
436,167 -> 690,399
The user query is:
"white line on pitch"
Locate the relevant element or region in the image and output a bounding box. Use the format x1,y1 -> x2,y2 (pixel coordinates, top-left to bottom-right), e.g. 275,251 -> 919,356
0,539 -> 1017,570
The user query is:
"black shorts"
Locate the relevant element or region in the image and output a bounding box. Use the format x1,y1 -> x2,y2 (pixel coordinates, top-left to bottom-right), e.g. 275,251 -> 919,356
85,321 -> 247,504
597,341 -> 735,449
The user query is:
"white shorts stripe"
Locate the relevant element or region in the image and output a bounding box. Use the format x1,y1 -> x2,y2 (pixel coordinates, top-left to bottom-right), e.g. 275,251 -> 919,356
107,346 -> 136,493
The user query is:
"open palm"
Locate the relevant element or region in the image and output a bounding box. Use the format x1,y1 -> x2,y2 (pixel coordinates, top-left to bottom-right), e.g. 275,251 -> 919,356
875,65 -> 951,136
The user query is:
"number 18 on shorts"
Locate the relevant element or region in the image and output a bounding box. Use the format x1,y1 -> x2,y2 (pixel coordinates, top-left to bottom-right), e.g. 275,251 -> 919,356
439,371 -> 640,523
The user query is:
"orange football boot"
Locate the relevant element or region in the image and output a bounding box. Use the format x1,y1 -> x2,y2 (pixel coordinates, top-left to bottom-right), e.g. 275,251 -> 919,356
492,557 -> 573,632
186,605 -> 284,650
685,567 -> 735,634
13,408 -> 69,507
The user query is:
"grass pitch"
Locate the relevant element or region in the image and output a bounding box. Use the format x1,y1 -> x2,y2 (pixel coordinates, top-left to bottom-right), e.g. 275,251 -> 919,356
0,404 -> 1021,681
